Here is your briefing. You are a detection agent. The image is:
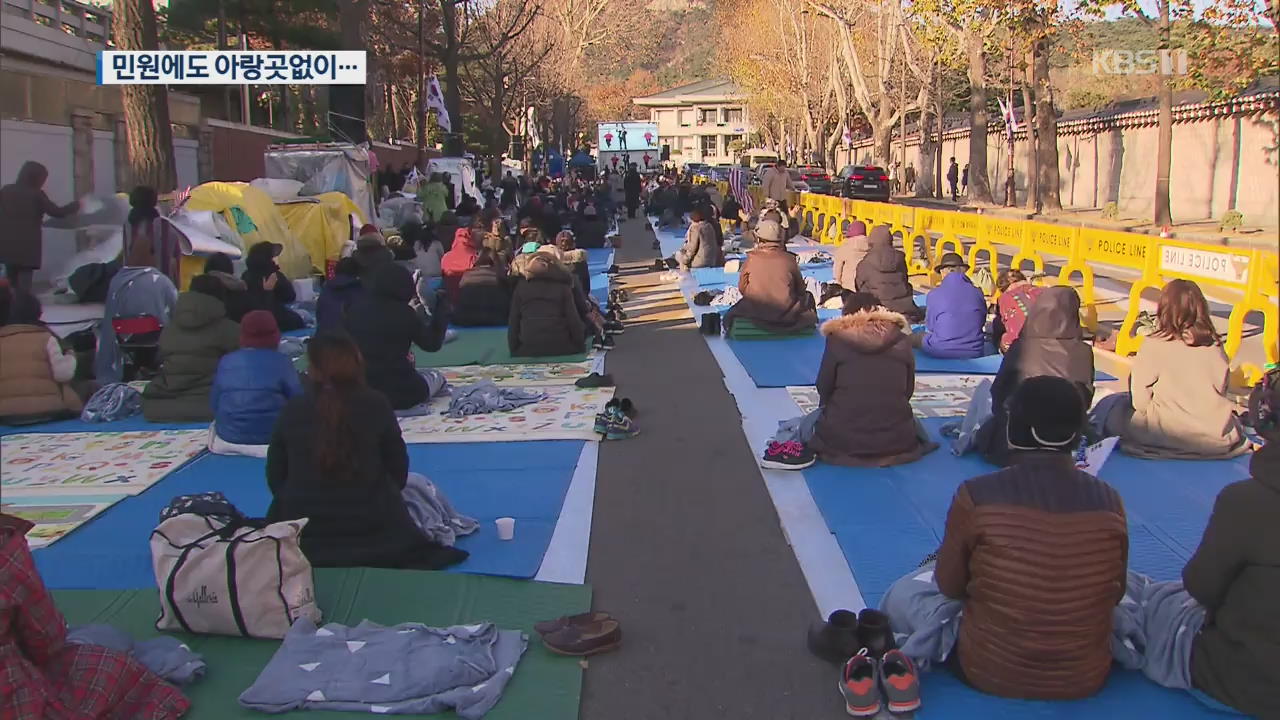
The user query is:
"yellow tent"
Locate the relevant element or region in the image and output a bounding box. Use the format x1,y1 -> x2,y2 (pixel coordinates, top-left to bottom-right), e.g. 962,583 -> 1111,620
276,191 -> 368,273
182,182 -> 313,279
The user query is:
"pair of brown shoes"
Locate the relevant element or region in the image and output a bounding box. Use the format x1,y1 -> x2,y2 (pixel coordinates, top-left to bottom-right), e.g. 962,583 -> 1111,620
534,612 -> 622,657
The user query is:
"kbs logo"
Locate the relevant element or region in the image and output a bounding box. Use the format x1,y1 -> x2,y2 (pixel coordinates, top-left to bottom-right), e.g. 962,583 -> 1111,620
1092,49 -> 1188,75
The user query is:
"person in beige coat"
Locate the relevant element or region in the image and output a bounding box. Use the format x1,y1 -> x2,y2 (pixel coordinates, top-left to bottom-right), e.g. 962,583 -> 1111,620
831,220 -> 870,290
1101,279 -> 1250,460
759,161 -> 794,207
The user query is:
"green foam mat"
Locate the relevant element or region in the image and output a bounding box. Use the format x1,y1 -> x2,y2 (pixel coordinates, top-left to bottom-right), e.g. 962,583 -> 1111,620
53,568 -> 591,720
295,328 -> 590,371
726,318 -> 818,340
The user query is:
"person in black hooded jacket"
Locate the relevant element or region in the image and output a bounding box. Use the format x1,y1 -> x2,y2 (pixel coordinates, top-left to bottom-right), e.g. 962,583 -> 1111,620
854,226 -> 923,322
343,262 -> 450,409
315,256 -> 365,332
241,241 -> 305,331
974,285 -> 1095,465
453,249 -> 511,327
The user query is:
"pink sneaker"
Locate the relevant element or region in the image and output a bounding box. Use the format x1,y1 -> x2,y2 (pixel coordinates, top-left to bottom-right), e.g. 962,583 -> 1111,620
761,440 -> 816,471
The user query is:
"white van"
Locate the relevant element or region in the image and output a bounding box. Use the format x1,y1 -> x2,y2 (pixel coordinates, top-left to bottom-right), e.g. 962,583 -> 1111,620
739,148 -> 779,168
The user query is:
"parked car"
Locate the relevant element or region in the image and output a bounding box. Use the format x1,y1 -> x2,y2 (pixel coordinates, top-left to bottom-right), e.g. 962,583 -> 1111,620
838,165 -> 891,202
794,165 -> 834,194
787,169 -> 811,194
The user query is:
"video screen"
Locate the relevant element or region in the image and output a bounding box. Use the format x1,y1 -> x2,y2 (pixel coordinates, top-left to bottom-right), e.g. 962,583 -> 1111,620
598,122 -> 658,152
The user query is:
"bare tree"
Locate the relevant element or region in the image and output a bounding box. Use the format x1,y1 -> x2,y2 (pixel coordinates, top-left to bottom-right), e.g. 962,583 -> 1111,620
459,0 -> 554,154
112,0 -> 176,192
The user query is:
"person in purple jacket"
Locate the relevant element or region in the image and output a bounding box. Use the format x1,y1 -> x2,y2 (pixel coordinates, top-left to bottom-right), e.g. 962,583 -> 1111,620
913,253 -> 987,359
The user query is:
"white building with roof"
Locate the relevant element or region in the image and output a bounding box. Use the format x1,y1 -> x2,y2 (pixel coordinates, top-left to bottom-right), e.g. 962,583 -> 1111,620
632,78 -> 754,166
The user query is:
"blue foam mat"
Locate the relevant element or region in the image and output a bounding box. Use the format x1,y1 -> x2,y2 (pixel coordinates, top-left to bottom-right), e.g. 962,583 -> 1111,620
801,417 -> 1250,718
1,417 -> 210,436
33,440 -> 585,589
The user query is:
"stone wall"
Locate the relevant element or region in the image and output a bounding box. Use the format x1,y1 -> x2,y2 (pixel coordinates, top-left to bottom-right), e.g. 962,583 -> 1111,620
839,111 -> 1279,226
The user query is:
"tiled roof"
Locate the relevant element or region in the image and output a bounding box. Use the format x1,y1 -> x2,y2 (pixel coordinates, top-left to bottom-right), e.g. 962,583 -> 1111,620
634,78 -> 745,104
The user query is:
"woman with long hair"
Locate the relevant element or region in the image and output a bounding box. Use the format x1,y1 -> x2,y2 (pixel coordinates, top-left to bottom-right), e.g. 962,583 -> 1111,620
1098,279 -> 1250,459
266,333 -> 467,570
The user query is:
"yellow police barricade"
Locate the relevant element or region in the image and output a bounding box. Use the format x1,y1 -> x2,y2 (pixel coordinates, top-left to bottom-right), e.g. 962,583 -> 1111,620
1115,239 -> 1278,383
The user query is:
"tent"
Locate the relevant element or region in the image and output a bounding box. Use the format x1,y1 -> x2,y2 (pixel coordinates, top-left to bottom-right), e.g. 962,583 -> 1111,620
182,182 -> 313,279
276,191 -> 367,273
263,143 -> 376,224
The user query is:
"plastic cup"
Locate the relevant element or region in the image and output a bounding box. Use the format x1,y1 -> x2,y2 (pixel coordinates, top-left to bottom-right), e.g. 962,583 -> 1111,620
495,517 -> 515,541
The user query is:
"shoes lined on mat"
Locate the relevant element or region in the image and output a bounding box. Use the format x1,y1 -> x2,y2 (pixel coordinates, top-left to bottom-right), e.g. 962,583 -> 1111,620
760,440 -> 816,470
839,650 -> 881,717
603,406 -> 639,440
699,312 -> 721,335
604,320 -> 625,334
534,611 -> 613,636
605,264 -> 620,275
541,618 -> 622,657
808,609 -> 861,664
856,609 -> 896,659
605,398 -> 636,418
593,335 -> 616,350
575,372 -> 614,389
878,649 -> 922,714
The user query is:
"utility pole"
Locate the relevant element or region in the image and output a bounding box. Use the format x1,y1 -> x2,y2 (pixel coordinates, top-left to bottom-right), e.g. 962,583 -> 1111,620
217,0 -> 230,121
900,54 -> 907,190
416,0 -> 427,165
239,27 -> 251,126
1005,5 -> 1016,206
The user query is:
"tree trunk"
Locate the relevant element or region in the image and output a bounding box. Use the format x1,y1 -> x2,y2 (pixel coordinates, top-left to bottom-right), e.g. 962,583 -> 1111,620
1033,39 -> 1062,212
966,35 -> 994,204
112,0 -> 176,192
1021,58 -> 1038,212
439,0 -> 465,156
1153,0 -> 1173,226
417,0 -> 428,162
337,0 -> 370,142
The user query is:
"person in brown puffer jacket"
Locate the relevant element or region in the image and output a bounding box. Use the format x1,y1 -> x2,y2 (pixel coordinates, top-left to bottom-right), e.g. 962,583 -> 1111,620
0,292 -> 85,424
810,292 -> 935,466
935,375 -> 1128,700
723,219 -> 817,334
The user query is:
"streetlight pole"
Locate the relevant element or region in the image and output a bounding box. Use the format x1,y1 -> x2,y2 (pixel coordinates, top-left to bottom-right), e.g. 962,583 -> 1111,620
1005,3 -> 1016,206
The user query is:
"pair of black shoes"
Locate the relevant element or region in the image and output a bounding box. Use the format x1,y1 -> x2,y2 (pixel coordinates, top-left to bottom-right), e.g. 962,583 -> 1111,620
807,608 -> 896,664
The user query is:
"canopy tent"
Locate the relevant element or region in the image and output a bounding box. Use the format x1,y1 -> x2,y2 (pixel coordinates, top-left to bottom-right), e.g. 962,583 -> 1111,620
263,143 -> 376,224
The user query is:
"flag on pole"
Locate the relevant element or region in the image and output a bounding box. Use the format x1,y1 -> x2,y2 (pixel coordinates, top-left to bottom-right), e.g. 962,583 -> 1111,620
998,97 -> 1018,138
729,167 -> 755,216
526,106 -> 540,149
841,124 -> 851,149
425,75 -> 451,133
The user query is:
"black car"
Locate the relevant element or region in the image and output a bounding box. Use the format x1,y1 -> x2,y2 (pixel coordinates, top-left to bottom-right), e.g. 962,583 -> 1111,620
794,165 -> 835,195
838,165 -> 891,202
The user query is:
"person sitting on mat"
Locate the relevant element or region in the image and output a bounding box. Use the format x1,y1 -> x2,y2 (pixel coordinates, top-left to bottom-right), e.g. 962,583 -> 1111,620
882,376 -> 1128,700
401,220 -> 445,283
674,207 -> 721,270
912,252 -> 986,358
266,332 -> 468,571
810,292 -> 937,467
1164,370 -> 1279,717
832,220 -> 870,291
203,252 -> 252,322
1092,279 -> 1250,460
572,204 -> 608,249
555,230 -> 592,295
142,275 -> 242,423
209,310 -> 303,454
344,262 -> 450,411
508,253 -> 587,357
723,219 -> 817,335
242,241 -> 306,332
854,225 -> 923,323
991,268 -> 1043,353
971,286 -> 1094,466
0,291 -> 89,425
315,256 -> 365,332
453,248 -> 512,327
440,226 -> 480,303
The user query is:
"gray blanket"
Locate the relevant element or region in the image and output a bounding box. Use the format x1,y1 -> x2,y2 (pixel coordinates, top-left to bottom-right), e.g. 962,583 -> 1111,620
239,618 -> 527,718
402,472 -> 479,547
444,382 -> 545,419
67,623 -> 206,685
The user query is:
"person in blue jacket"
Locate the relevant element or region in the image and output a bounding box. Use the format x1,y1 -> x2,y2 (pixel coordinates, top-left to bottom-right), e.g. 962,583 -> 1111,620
210,310 -> 303,450
914,252 -> 988,358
